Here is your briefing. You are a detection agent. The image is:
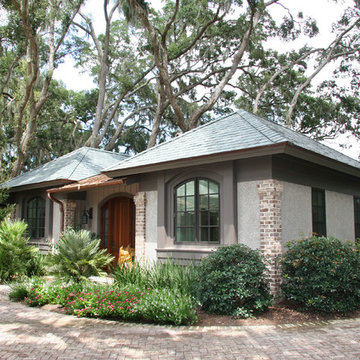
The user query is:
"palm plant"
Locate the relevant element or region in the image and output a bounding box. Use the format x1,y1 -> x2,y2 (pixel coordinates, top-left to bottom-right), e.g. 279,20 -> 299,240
0,219 -> 38,282
51,229 -> 114,282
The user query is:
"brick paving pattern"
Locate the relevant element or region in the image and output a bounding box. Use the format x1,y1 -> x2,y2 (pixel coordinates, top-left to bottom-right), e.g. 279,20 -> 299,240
0,285 -> 359,359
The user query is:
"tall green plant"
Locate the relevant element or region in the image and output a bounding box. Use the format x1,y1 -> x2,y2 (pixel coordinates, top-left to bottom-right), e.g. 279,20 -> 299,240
0,219 -> 38,282
113,260 -> 197,297
51,228 -> 114,282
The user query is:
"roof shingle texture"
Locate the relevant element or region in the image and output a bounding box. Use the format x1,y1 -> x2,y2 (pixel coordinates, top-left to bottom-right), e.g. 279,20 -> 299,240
4,147 -> 128,189
105,109 -> 360,173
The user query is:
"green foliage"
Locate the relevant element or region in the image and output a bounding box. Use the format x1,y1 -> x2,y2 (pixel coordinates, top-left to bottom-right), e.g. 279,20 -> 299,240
196,244 -> 272,318
51,228 -> 114,283
281,236 -> 360,313
9,278 -> 32,301
0,186 -> 14,222
20,280 -> 196,325
0,219 -> 40,282
26,252 -> 49,278
113,260 -> 197,297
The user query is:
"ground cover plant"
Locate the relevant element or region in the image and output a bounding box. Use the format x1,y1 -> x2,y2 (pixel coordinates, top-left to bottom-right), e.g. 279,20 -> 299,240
282,236 -> 360,313
196,244 -> 272,318
9,277 -> 197,326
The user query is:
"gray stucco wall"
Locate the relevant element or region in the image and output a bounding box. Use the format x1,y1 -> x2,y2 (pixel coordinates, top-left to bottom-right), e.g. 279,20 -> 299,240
145,190 -> 158,262
237,181 -> 260,249
326,190 -> 355,241
282,181 -> 312,245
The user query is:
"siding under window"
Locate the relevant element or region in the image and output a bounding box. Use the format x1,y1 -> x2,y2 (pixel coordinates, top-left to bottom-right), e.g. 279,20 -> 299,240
312,188 -> 326,237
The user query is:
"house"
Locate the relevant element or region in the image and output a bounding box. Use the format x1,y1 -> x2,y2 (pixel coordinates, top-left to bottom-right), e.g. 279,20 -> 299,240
3,147 -> 128,252
4,110 -> 360,293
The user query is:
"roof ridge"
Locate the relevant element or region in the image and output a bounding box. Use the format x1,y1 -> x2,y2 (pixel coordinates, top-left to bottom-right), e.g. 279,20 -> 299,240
5,147 -> 85,182
250,110 -> 360,165
104,112 -> 236,169
82,146 -> 129,157
236,110 -> 285,144
67,148 -> 89,179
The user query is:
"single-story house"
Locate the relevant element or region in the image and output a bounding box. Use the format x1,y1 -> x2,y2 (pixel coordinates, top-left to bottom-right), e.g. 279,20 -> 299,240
4,110 -> 360,293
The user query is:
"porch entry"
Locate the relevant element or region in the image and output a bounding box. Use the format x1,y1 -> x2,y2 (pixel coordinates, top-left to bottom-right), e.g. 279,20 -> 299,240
100,196 -> 135,263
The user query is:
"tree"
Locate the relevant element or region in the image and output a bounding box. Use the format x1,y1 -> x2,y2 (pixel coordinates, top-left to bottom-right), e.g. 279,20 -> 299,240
121,0 -> 280,134
71,0 -> 156,151
235,4 -> 360,141
0,0 -> 83,177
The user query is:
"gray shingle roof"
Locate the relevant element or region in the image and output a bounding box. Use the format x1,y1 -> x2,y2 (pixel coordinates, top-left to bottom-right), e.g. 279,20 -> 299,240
3,147 -> 128,189
104,109 -> 360,173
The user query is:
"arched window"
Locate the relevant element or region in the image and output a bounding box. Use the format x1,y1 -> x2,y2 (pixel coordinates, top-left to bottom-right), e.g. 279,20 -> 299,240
175,178 -> 220,243
26,197 -> 45,239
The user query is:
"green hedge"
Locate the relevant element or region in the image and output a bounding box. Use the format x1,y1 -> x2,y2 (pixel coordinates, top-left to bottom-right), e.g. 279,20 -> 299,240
282,236 -> 360,313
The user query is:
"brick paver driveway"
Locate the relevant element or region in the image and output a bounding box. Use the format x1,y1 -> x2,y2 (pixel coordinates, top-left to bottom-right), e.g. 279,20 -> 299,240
0,285 -> 359,359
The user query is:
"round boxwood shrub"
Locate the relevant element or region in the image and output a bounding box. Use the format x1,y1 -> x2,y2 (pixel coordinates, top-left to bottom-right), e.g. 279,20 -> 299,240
196,244 -> 272,318
281,236 -> 360,313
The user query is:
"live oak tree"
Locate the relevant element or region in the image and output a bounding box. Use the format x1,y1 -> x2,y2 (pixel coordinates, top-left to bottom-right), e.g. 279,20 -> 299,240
1,0 -> 359,175
71,0 -> 157,151
0,0 -> 83,177
235,3 -> 360,140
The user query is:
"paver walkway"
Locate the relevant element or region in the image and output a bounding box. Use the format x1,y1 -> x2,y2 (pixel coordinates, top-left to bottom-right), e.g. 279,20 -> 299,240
0,285 -> 359,359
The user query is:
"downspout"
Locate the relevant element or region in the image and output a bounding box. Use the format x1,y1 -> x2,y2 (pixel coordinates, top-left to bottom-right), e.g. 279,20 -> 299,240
47,191 -> 64,233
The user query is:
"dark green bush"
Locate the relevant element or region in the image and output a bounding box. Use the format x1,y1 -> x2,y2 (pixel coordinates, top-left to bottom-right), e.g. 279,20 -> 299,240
281,236 -> 360,313
196,244 -> 272,318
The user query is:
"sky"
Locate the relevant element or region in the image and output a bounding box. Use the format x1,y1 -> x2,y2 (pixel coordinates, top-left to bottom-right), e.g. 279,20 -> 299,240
53,0 -> 359,159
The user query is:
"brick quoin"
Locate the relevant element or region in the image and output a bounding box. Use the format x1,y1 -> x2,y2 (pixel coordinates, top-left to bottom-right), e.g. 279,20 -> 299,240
63,200 -> 77,229
134,192 -> 146,263
257,180 -> 283,297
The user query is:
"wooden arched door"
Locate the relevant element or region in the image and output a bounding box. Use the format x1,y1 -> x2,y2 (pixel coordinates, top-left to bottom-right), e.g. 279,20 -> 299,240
100,196 -> 135,263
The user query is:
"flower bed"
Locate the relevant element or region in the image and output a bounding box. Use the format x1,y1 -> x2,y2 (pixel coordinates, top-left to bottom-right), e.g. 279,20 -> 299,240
16,279 -> 197,325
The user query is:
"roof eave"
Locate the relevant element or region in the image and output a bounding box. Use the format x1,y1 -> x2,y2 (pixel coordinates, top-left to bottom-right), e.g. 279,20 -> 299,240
46,178 -> 126,194
103,141 -> 360,179
103,142 -> 289,178
284,143 -> 360,178
5,179 -> 75,192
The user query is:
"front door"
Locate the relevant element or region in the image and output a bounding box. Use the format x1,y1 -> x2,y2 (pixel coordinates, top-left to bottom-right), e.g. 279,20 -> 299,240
100,196 -> 135,263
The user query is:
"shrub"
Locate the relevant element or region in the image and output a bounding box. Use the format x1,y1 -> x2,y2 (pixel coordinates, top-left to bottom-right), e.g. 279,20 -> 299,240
51,228 -> 114,282
196,244 -> 272,318
0,220 -> 39,282
113,260 -> 197,297
281,236 -> 360,313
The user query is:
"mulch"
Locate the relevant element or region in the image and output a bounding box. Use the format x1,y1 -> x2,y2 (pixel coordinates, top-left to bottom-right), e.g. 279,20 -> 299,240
195,301 -> 360,326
